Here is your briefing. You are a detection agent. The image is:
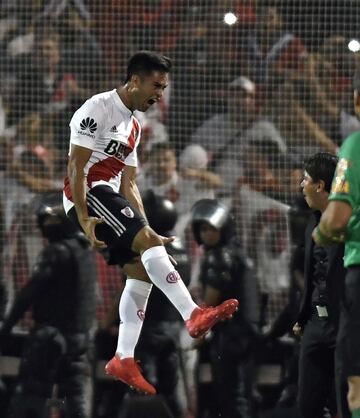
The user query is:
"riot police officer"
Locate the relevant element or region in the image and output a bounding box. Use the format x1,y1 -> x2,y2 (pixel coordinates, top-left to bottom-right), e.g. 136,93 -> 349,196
134,190 -> 191,418
0,191 -> 97,418
191,199 -> 259,418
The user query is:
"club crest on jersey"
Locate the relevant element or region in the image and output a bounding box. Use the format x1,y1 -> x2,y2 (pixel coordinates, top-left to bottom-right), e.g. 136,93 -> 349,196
121,206 -> 134,218
166,271 -> 180,283
137,309 -> 145,321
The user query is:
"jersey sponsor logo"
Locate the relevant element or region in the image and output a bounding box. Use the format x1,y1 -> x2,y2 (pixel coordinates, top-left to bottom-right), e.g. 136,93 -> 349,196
104,139 -> 132,160
137,309 -> 145,321
79,117 -> 97,138
121,206 -> 134,218
110,125 -> 118,133
80,117 -> 97,133
331,179 -> 350,194
166,271 -> 180,283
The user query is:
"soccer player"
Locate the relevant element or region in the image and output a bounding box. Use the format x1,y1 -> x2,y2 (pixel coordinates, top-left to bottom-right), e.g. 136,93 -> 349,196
63,51 -> 238,395
313,66 -> 360,418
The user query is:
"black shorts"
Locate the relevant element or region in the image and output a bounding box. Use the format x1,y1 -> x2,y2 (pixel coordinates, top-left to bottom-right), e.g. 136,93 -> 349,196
336,265 -> 360,377
68,185 -> 147,267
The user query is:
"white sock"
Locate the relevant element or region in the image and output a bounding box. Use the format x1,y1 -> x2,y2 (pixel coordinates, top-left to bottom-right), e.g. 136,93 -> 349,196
116,278 -> 152,358
141,246 -> 198,320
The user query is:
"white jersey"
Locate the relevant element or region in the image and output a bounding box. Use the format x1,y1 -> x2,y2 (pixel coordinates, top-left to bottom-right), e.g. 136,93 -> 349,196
63,89 -> 141,213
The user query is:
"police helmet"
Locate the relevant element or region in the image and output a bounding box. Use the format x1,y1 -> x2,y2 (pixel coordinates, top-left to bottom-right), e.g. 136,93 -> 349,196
191,199 -> 234,245
35,192 -> 78,241
142,190 -> 178,235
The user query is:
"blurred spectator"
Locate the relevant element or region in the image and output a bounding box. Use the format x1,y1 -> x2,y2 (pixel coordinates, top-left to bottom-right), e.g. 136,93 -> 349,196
10,151 -> 57,194
0,192 -> 97,418
14,113 -> 59,179
8,28 -> 87,157
174,144 -> 222,241
191,199 -> 259,418
262,80 -> 338,158
246,1 -> 308,84
53,7 -> 106,91
0,150 -> 58,234
190,76 -> 257,155
92,0 -> 185,81
190,76 -> 286,194
177,144 -> 222,212
232,141 -> 292,330
137,142 -> 179,203
290,37 -> 359,144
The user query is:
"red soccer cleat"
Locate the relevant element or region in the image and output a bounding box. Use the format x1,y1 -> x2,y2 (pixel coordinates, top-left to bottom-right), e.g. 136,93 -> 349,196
105,355 -> 156,395
186,298 -> 239,338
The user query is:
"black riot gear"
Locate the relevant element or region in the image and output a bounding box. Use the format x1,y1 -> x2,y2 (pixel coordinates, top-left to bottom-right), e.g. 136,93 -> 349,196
35,192 -> 79,242
191,198 -> 234,245
142,190 -> 178,235
135,190 -> 189,417
191,199 -> 259,417
1,194 -> 97,418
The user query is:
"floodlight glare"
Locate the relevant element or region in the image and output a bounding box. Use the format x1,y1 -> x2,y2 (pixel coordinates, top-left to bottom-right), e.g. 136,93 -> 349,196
348,39 -> 360,52
224,12 -> 237,26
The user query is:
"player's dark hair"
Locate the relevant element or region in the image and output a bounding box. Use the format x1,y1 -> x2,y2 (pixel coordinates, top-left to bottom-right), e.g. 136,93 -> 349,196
353,64 -> 360,92
125,51 -> 172,83
304,152 -> 338,193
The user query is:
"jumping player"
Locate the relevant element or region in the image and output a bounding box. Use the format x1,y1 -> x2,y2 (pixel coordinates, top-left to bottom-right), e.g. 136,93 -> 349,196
63,51 -> 238,395
313,65 -> 360,418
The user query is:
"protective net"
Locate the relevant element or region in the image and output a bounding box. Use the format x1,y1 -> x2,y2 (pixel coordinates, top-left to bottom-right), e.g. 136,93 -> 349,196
0,0 -> 359,332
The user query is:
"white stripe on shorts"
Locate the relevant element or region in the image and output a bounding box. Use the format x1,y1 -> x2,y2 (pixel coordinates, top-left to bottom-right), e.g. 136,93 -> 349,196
88,192 -> 127,231
87,193 -> 125,237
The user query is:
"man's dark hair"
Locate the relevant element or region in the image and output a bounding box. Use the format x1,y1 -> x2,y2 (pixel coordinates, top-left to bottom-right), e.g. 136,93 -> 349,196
125,51 -> 172,83
304,152 -> 338,193
150,141 -> 175,155
256,0 -> 280,13
353,64 -> 360,92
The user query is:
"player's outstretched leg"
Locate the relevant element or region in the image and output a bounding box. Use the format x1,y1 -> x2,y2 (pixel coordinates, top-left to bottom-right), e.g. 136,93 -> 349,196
105,278 -> 156,395
105,355 -> 156,395
185,299 -> 239,338
140,244 -> 239,337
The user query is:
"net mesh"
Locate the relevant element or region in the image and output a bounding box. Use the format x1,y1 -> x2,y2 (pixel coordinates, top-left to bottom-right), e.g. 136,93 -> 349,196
0,0 -> 359,330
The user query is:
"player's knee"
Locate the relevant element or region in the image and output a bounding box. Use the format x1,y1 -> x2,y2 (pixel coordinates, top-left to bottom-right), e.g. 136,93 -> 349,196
132,226 -> 163,253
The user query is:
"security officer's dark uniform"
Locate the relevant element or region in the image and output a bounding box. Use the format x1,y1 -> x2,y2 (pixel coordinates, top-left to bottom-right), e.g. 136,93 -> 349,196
296,212 -> 348,418
0,192 -> 97,418
191,199 -> 259,418
135,191 -> 190,418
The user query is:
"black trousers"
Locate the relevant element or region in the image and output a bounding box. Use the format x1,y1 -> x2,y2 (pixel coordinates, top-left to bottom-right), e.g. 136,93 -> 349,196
298,313 -> 337,418
136,321 -> 182,418
7,326 -> 92,418
207,334 -> 254,418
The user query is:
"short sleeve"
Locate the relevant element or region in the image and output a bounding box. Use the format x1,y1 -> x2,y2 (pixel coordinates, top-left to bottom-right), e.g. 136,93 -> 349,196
329,133 -> 360,208
69,97 -> 106,150
124,122 -> 141,167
